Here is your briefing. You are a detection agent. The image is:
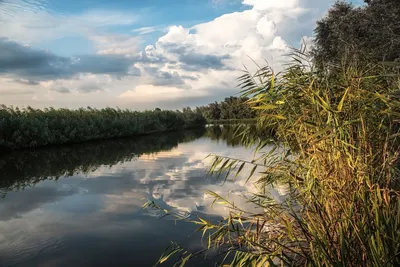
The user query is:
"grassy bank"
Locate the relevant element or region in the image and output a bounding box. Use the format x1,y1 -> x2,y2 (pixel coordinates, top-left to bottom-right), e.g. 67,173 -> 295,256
0,106 -> 206,150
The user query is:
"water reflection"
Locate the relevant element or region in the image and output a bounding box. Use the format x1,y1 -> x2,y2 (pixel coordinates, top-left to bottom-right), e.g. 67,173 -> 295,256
0,126 -> 285,267
0,129 -> 205,195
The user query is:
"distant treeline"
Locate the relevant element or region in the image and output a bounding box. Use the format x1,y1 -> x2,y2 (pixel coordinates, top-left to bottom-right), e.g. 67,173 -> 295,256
195,96 -> 257,122
0,106 -> 206,150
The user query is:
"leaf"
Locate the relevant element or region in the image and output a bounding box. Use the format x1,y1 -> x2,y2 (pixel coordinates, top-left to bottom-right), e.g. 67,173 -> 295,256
245,165 -> 258,184
252,104 -> 278,110
235,162 -> 246,179
158,243 -> 183,264
179,254 -> 192,267
337,87 -> 349,112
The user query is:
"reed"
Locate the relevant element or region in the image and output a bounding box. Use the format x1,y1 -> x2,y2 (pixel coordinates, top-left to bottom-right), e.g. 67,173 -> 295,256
0,106 -> 206,149
151,51 -> 400,266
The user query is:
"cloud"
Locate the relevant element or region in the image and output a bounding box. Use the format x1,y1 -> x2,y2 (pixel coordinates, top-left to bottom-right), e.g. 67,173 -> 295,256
0,38 -> 140,80
132,25 -> 166,35
119,84 -> 204,102
0,1 -> 139,44
114,0 -> 335,109
77,84 -> 103,93
54,87 -> 70,94
140,67 -> 190,88
182,54 -> 230,71
91,34 -> 142,56
0,88 -> 35,95
70,54 -> 140,76
178,52 -> 231,71
11,78 -> 40,86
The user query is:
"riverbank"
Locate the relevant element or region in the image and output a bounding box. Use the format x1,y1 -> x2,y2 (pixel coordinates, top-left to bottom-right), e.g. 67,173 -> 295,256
0,106 -> 206,150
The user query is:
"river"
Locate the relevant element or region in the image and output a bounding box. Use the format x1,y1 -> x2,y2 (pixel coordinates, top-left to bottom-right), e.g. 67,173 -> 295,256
0,126 -> 287,267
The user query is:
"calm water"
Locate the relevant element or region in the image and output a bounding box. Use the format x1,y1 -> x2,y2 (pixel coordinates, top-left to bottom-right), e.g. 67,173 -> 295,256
0,126 -> 286,267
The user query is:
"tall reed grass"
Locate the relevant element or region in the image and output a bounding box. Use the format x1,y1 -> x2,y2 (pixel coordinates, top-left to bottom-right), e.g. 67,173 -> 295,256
0,106 -> 206,149
151,52 -> 400,266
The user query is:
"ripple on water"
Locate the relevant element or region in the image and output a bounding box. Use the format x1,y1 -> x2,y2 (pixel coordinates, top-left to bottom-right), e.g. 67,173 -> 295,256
0,232 -> 64,266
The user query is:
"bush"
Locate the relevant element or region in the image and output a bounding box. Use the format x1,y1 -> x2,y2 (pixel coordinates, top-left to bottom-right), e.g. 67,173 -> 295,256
0,106 -> 206,149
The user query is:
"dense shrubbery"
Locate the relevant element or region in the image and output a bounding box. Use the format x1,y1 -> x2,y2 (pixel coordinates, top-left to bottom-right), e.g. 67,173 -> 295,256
313,0 -> 400,68
196,96 -> 257,122
0,106 -> 206,149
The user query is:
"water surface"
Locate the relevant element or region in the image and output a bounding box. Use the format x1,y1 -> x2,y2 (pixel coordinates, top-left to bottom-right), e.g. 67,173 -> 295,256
0,126 -> 285,266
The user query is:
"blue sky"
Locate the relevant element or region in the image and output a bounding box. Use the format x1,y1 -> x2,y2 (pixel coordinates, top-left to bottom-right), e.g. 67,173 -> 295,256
35,0 -> 248,56
0,0 -> 351,109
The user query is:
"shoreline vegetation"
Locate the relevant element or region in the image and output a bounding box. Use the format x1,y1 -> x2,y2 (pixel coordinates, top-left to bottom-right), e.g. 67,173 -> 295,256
154,55 -> 400,266
0,97 -> 259,151
0,106 -> 206,150
196,96 -> 258,122
148,0 -> 400,266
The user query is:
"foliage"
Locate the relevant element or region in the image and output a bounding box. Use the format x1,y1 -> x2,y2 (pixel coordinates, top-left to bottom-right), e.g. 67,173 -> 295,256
197,96 -> 258,122
0,106 -> 206,149
313,0 -> 400,69
149,50 -> 400,266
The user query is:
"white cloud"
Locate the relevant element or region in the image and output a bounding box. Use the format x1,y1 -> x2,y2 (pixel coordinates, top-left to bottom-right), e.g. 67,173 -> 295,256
0,1 -> 139,44
256,16 -> 276,40
117,0 -> 302,106
90,34 -> 142,55
132,25 -> 166,35
119,84 -> 205,102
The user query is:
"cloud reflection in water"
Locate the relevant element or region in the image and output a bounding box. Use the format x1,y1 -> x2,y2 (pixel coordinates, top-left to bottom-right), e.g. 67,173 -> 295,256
0,126 -> 288,266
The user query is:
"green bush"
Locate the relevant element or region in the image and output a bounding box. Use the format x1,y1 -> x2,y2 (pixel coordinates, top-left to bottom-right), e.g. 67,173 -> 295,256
0,106 -> 206,149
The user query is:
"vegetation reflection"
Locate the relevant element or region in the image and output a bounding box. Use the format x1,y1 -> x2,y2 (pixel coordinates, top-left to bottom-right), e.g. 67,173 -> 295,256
0,129 -> 205,195
0,126 -> 265,196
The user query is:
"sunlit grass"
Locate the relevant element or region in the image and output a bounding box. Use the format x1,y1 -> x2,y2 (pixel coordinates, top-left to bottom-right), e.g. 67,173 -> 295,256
148,50 -> 400,266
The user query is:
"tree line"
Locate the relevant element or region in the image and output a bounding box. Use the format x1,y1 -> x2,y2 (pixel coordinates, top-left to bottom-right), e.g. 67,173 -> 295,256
195,96 -> 257,122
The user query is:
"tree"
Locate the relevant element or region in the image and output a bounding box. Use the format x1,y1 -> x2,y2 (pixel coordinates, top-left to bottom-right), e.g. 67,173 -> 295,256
313,0 -> 400,68
196,97 -> 257,121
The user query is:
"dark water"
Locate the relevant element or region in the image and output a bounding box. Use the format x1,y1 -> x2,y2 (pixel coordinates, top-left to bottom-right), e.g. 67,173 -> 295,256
0,126 -> 285,267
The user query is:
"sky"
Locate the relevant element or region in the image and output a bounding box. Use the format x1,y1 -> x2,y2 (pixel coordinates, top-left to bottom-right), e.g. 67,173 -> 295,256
0,0 -> 348,110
